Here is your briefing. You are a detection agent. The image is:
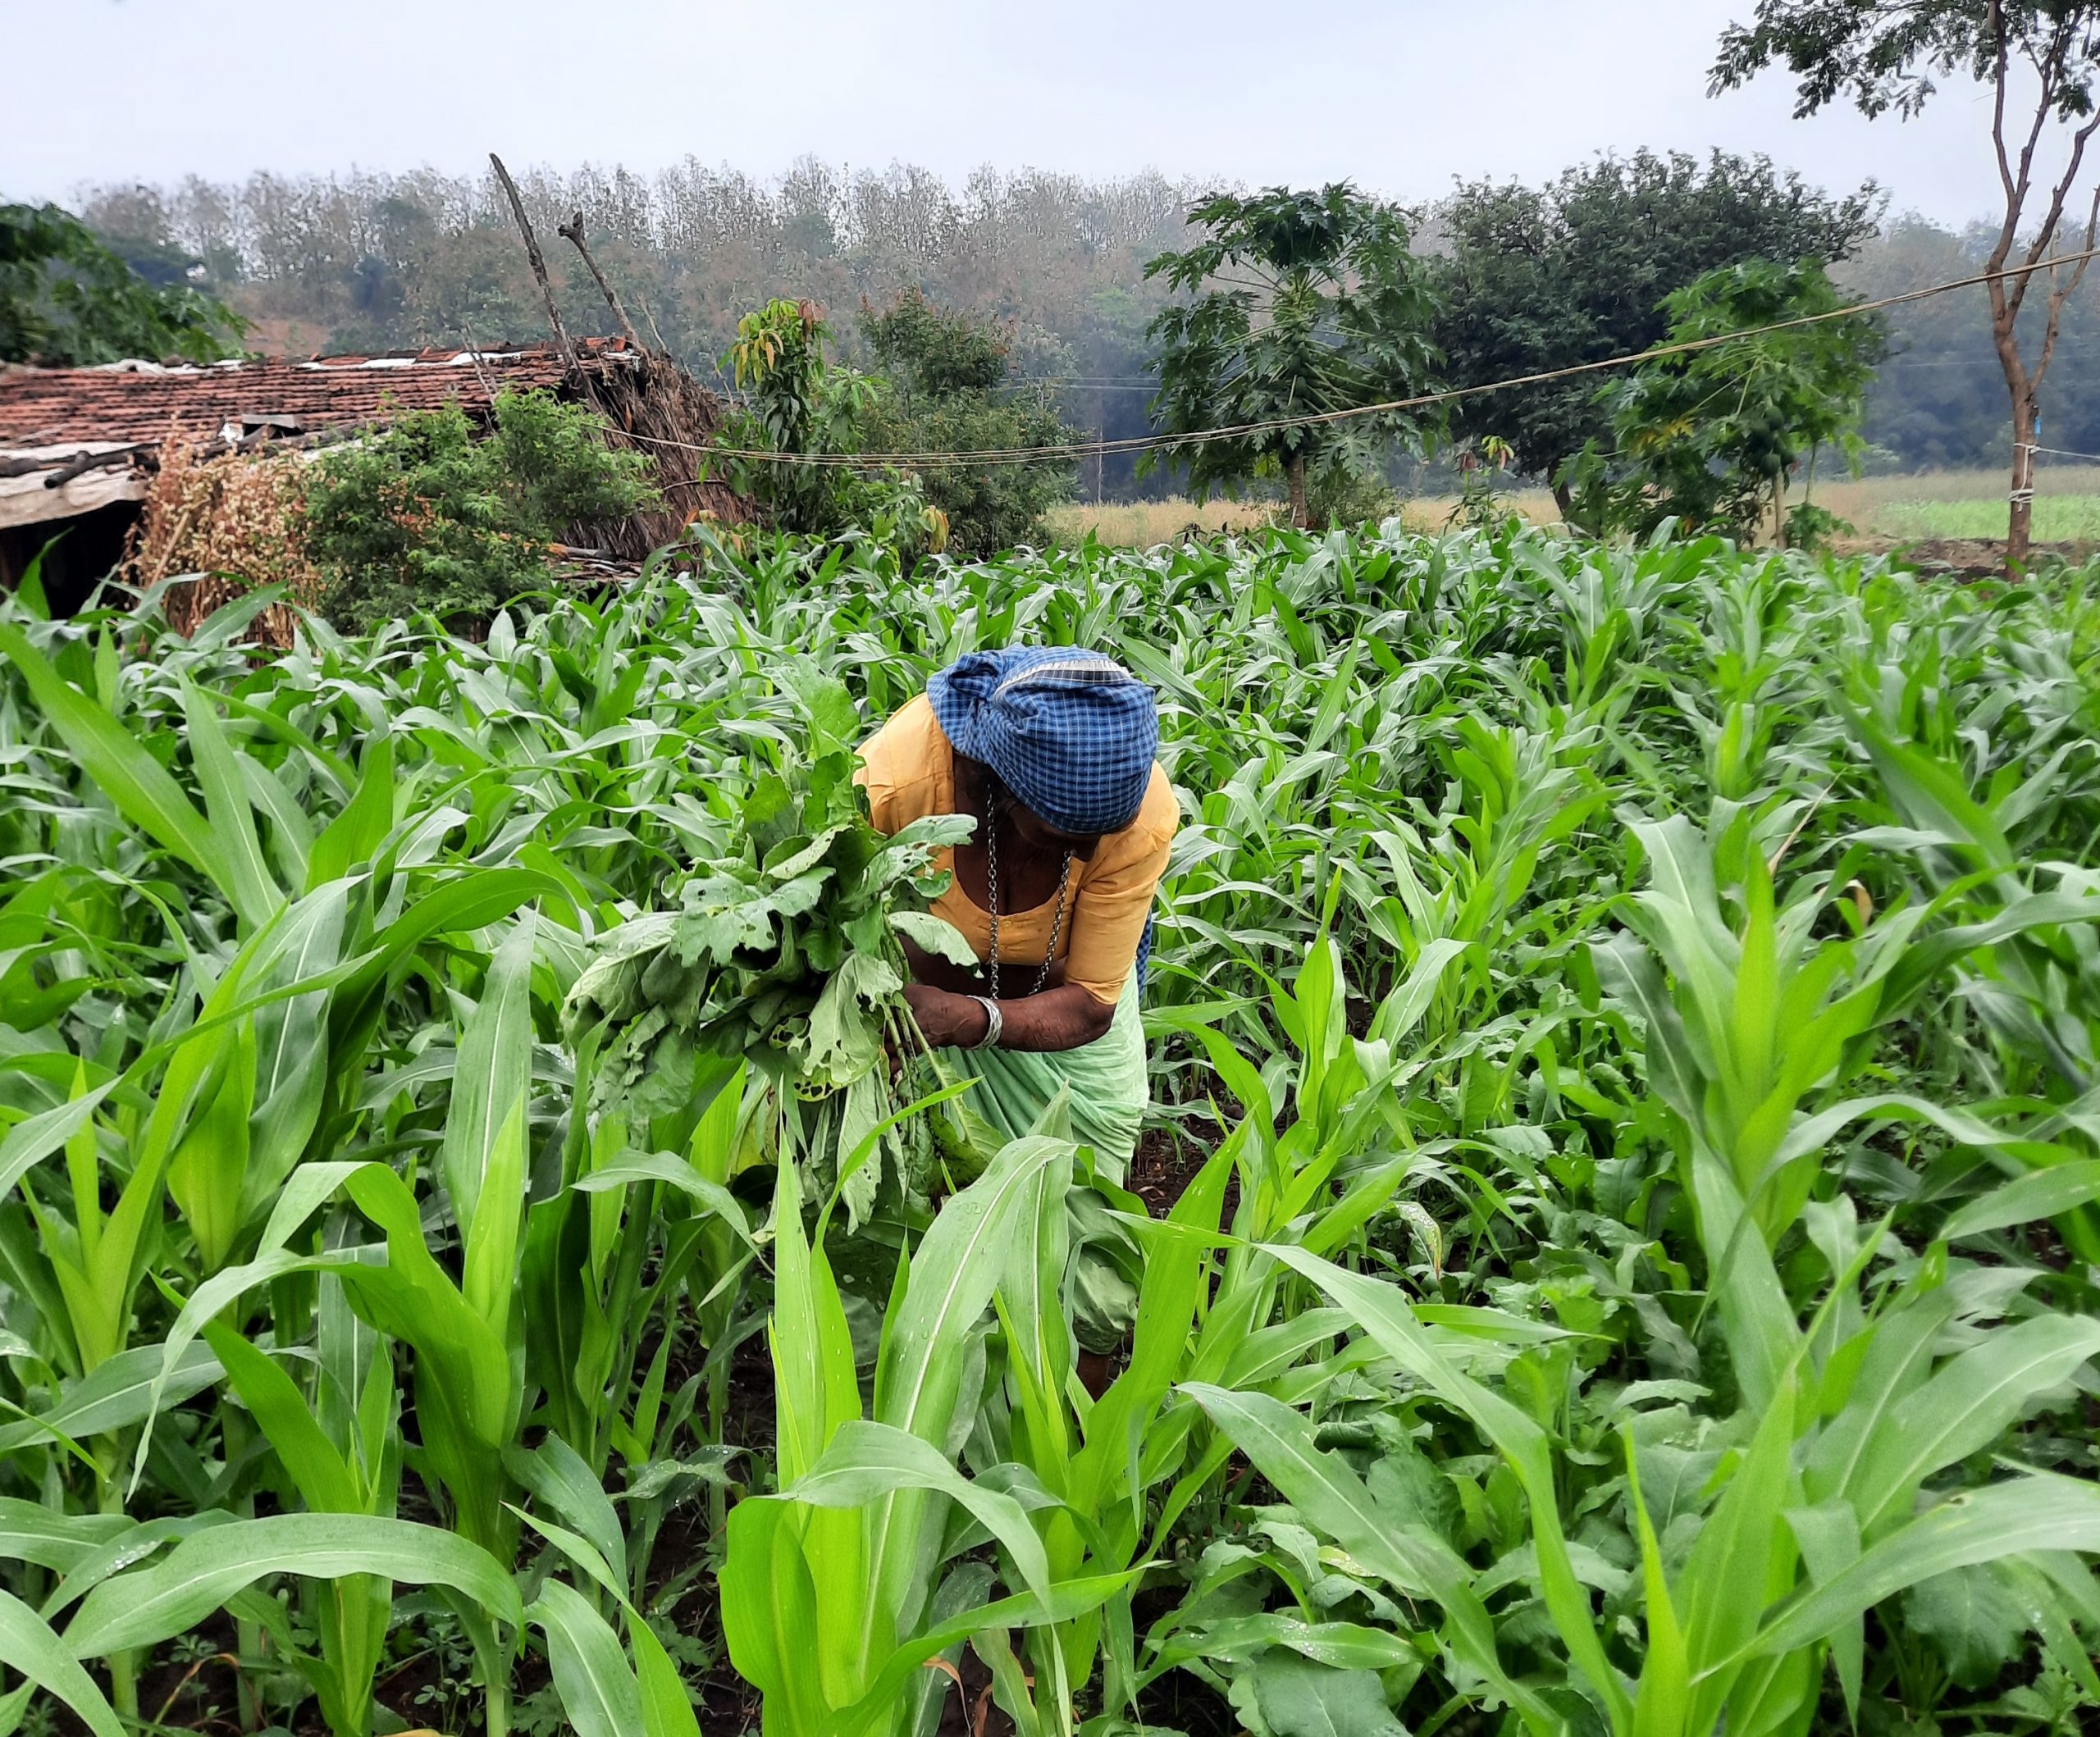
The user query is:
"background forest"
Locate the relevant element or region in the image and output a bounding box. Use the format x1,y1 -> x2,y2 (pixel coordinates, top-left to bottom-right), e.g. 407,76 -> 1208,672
71,153 -> 2089,499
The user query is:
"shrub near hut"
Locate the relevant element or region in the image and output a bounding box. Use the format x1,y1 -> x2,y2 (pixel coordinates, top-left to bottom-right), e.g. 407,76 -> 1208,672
114,388 -> 660,636
859,290 -> 1080,556
302,388 -> 658,630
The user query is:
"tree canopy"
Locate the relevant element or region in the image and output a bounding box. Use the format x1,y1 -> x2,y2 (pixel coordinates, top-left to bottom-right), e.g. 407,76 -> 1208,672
1566,257 -> 1887,542
0,202 -> 243,367
1143,185 -> 1441,527
860,290 -> 1079,556
1431,151 -> 1880,503
1711,0 -> 2100,121
1710,1 -> 2100,568
57,157 -> 2100,488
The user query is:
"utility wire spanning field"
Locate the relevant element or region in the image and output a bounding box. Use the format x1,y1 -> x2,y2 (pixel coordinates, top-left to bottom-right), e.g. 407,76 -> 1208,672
1,526 -> 2098,1737
659,245 -> 2100,471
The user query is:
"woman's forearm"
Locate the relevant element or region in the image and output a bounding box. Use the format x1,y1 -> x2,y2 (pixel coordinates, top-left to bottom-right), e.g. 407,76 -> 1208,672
988,982 -> 1116,1051
902,980 -> 1116,1054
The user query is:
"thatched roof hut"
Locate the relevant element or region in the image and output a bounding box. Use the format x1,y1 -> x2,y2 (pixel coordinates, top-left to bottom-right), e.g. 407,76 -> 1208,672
0,337 -> 746,611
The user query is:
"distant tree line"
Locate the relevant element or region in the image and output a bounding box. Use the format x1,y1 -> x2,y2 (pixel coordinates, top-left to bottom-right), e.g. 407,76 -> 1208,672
75,163 -> 1189,498
62,153 -> 2100,498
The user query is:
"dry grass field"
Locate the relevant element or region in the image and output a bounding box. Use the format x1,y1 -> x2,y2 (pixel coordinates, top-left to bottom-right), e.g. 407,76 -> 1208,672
1046,489 -> 1559,545
1048,469 -> 2100,549
1043,498 -> 1281,544
1810,466 -> 2100,542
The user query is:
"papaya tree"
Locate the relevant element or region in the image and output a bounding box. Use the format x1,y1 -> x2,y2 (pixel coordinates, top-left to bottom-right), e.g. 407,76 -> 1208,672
1142,185 -> 1441,527
1565,257 -> 1886,545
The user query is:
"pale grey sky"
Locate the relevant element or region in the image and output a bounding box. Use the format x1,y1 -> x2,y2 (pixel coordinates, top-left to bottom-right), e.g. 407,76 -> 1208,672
2,0 -> 2034,226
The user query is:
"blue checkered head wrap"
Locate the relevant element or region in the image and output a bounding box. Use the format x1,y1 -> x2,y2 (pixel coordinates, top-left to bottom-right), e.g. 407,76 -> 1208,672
927,646 -> 1159,837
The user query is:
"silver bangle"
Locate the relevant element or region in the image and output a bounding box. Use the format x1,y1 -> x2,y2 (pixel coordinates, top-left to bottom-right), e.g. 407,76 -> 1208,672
969,995 -> 1003,1050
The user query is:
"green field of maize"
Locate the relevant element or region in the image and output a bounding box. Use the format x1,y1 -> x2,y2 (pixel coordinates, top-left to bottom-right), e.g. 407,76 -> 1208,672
2,523 -> 2099,1737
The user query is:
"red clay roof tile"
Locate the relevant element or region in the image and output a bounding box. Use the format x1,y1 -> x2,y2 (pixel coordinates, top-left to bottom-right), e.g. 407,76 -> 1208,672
0,339 -> 637,449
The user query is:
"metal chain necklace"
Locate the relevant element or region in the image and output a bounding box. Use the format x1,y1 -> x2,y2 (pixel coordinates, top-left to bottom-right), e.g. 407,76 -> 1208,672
985,799 -> 1074,1002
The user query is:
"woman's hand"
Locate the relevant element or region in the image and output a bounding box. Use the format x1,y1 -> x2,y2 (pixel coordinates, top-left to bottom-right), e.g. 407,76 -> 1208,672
902,982 -> 991,1049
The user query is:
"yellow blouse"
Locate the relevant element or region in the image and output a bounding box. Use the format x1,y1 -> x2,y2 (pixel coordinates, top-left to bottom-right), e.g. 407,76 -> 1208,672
855,693 -> 1176,1005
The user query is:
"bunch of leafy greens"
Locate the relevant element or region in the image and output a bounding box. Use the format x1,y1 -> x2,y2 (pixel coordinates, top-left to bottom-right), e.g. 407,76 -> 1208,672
562,668 -> 975,1221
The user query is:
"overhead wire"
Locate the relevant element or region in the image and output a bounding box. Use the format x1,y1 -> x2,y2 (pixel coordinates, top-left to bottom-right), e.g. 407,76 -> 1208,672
630,244 -> 2100,472
2019,440 -> 2100,463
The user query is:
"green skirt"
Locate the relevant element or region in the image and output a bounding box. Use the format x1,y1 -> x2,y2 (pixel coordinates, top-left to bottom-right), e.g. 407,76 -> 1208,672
937,975 -> 1148,1351
936,973 -> 1147,1182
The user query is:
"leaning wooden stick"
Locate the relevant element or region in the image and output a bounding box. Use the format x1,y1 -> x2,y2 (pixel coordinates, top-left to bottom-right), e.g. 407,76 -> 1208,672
555,209 -> 646,353
488,151 -> 582,379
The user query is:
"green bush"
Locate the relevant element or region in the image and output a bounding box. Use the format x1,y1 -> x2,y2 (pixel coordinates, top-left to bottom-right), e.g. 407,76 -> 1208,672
860,291 -> 1079,554
302,390 -> 655,629
1305,463 -> 1399,528
1562,258 -> 1883,545
712,298 -> 940,554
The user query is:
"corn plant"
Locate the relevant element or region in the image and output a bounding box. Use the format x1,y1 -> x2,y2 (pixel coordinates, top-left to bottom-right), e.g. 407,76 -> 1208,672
2,527 -> 2098,1737
722,1136 -> 1134,1735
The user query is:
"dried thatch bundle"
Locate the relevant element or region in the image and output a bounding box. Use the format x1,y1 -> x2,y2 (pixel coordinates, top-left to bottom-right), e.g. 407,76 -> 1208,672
582,354 -> 747,557
125,426 -> 322,645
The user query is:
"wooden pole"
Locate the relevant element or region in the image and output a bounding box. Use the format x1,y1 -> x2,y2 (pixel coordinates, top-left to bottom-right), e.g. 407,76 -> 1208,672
489,153 -> 582,378
555,210 -> 646,353
456,312 -> 501,403
39,444 -> 152,487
